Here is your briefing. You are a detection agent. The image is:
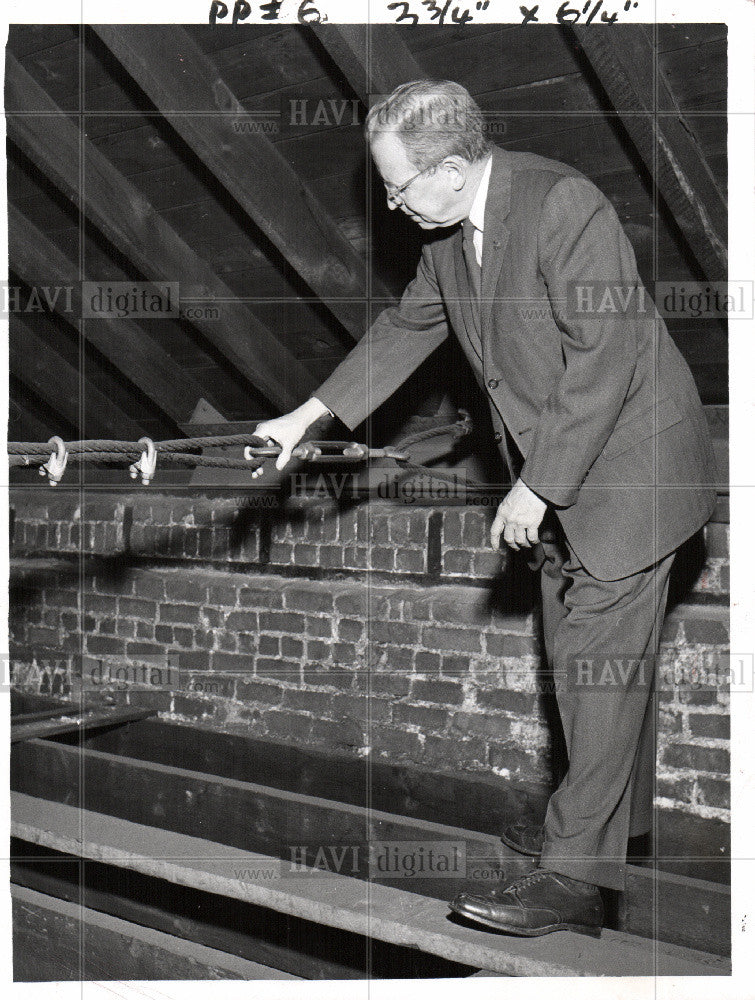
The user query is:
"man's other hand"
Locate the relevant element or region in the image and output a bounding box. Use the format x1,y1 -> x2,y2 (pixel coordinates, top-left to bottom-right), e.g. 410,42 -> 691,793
253,397 -> 332,474
491,478 -> 547,551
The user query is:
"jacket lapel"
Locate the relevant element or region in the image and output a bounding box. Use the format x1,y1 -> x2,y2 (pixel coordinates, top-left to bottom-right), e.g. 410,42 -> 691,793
452,226 -> 482,360
480,147 -> 513,338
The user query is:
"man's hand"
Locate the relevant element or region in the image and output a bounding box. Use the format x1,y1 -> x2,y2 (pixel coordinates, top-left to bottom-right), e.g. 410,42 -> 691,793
253,397 -> 332,475
491,478 -> 547,551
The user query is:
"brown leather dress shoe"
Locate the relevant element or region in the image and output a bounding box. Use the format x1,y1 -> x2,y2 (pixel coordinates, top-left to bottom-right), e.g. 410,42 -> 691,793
449,869 -> 603,937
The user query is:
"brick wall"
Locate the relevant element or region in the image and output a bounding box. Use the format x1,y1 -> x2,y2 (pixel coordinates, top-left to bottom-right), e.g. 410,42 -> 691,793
9,487 -> 730,827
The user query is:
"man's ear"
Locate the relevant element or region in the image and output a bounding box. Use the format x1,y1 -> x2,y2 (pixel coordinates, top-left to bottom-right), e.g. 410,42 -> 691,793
443,156 -> 471,192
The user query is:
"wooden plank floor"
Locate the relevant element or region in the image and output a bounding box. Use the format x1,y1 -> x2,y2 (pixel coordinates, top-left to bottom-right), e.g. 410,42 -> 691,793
12,792 -> 730,978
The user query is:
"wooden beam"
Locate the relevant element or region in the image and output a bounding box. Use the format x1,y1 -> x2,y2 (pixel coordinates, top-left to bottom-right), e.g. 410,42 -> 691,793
10,838 -> 470,980
10,314 -> 145,441
311,24 -> 423,100
12,846 -> 436,980
8,395 -> 57,445
90,25 -> 394,340
12,844 -> 471,981
11,792 -> 729,977
12,736 -> 731,958
82,716 -> 732,883
572,25 -> 727,281
8,205 -> 213,426
9,375 -> 79,444
83,717 -> 549,833
12,884 -> 300,981
10,738 -> 512,878
5,52 -> 315,412
11,860 -> 355,980
12,707 -> 83,724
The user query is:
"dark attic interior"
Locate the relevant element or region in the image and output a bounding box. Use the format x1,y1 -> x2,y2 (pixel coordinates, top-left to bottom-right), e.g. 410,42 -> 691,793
7,22 -> 730,980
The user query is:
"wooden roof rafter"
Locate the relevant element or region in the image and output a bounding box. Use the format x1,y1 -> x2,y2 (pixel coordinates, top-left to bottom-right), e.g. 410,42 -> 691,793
310,24 -> 424,101
10,313 -> 146,442
572,24 -> 727,282
90,25 -> 396,343
5,52 -> 316,415
8,389 -> 71,445
8,204 -> 213,427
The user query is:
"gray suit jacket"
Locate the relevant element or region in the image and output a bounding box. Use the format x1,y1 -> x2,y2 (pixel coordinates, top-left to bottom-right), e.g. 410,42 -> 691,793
315,146 -> 718,580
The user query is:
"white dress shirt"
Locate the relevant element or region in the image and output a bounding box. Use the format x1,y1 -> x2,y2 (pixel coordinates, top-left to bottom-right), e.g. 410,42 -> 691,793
466,153 -> 493,267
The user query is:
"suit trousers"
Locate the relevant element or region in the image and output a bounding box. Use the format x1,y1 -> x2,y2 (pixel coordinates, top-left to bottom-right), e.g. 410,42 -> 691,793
532,517 -> 675,891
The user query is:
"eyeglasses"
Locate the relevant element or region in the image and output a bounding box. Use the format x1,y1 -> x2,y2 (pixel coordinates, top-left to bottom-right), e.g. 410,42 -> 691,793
383,158 -> 443,205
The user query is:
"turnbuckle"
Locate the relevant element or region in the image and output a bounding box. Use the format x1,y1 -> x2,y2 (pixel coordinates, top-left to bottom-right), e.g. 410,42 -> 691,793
243,440 -> 409,466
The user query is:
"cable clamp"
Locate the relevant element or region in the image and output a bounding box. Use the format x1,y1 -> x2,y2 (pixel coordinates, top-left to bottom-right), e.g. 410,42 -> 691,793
40,436 -> 68,486
129,437 -> 157,485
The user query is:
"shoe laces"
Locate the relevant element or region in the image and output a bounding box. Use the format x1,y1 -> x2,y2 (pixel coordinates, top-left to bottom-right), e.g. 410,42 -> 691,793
508,870 -> 552,889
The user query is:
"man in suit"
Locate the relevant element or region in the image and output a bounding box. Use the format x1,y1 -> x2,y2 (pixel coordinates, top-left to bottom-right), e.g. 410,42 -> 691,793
254,80 -> 718,937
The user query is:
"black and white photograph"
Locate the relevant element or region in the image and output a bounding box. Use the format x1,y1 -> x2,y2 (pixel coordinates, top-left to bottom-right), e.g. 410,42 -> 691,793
2,1 -> 751,994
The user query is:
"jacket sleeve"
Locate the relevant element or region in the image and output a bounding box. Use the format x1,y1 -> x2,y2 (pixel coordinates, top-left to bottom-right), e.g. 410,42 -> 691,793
312,243 -> 449,431
519,175 -> 640,507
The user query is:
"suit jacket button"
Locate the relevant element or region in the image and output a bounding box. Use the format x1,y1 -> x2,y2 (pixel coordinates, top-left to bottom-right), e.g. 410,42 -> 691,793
493,432 -> 503,443
488,378 -> 499,389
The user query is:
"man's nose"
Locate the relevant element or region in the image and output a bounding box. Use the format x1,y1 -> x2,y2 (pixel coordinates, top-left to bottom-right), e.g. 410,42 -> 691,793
387,195 -> 399,210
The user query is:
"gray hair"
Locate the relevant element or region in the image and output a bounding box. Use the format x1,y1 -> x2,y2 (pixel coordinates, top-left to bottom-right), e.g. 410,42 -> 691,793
365,80 -> 493,170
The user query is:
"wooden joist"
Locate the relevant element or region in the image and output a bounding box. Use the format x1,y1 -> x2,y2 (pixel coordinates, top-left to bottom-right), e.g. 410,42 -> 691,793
572,25 -> 727,281
8,395 -> 64,445
90,25 -> 395,342
5,52 -> 315,413
11,844 -> 469,979
77,716 -> 733,885
12,834 -> 472,982
311,24 -> 423,100
12,884 -> 301,981
11,738 -> 514,875
10,314 -> 145,442
8,205 -> 214,427
11,735 -> 731,958
11,792 -> 729,977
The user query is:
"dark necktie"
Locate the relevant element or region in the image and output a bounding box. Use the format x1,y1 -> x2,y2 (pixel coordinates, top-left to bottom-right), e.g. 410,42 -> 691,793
462,218 -> 482,353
